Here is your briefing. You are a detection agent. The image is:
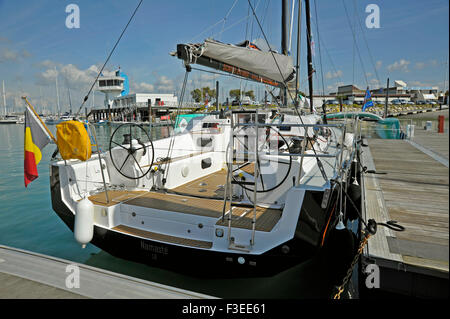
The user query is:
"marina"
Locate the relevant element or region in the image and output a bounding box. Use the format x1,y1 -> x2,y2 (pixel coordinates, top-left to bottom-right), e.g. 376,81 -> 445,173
361,111 -> 448,297
0,245 -> 214,299
0,0 -> 449,303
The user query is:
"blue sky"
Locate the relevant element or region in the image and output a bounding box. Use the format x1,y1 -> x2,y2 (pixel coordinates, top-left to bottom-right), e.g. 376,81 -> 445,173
0,0 -> 448,113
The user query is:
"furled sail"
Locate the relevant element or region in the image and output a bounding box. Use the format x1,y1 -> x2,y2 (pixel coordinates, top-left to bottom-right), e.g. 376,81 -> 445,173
173,39 -> 295,88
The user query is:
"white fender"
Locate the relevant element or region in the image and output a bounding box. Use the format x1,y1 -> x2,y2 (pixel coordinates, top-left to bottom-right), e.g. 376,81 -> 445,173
74,198 -> 94,248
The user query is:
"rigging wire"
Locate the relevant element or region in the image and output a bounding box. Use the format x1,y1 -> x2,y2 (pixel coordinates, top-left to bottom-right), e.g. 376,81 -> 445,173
352,0 -> 381,85
307,16 -> 344,90
220,0 -> 240,39
74,0 -> 143,118
341,0 -> 369,87
247,0 -> 329,182
254,0 -> 271,42
212,0 -> 263,39
313,0 -> 326,100
162,70 -> 190,184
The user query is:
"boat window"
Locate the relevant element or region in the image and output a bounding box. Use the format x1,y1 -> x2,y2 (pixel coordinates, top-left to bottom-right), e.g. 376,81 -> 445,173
107,80 -> 113,86
278,125 -> 291,131
99,80 -> 106,87
197,137 -> 212,147
202,123 -> 219,128
201,158 -> 212,169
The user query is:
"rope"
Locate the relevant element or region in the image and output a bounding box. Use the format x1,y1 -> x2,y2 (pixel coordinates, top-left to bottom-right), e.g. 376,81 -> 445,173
74,0 -> 143,118
341,0 -> 369,87
248,0 -> 330,182
313,0 -> 326,101
352,0 -> 381,86
162,70 -> 190,185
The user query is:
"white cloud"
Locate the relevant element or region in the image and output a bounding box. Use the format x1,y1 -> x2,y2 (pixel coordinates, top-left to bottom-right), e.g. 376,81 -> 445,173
133,82 -> 155,92
0,47 -> 31,63
375,60 -> 382,69
154,75 -> 174,92
325,70 -> 343,80
414,62 -> 426,70
387,59 -> 410,72
0,48 -> 19,62
35,61 -> 115,89
369,78 -> 380,86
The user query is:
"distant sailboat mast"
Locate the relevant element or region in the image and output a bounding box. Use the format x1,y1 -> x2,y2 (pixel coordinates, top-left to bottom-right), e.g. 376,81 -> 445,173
68,86 -> 73,115
2,80 -> 6,116
55,66 -> 60,117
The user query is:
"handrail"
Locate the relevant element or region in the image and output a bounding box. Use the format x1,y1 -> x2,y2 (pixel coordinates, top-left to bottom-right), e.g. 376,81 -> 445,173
234,122 -> 346,128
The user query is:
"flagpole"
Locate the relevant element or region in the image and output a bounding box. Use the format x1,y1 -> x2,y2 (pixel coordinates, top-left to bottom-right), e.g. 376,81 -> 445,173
384,78 -> 389,118
22,96 -> 57,144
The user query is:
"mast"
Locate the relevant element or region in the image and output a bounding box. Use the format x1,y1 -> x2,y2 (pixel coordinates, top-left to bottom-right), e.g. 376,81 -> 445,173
384,78 -> 389,118
295,0 -> 302,106
288,0 -> 296,55
282,0 -> 289,105
304,0 -> 314,113
282,0 -> 289,55
2,80 -> 6,116
67,86 -> 72,115
55,66 -> 60,116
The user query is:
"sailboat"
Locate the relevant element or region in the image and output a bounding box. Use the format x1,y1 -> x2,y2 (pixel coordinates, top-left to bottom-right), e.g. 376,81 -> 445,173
45,67 -> 72,125
0,80 -> 17,124
44,1 -> 364,279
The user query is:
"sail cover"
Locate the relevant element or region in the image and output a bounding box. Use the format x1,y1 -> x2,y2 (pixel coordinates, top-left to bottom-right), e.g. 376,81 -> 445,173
175,39 -> 295,87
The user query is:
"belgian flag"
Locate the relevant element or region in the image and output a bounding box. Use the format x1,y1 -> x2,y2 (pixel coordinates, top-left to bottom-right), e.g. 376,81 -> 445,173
24,104 -> 52,187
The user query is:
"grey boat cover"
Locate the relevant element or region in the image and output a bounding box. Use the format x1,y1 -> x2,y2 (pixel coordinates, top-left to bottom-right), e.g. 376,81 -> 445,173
187,39 -> 295,84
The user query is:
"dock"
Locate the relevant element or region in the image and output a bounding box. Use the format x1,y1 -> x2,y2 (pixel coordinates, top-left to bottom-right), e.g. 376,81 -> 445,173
361,126 -> 449,298
0,245 -> 215,299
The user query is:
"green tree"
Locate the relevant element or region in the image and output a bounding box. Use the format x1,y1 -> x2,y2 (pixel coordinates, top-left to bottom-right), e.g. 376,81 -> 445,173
191,88 -> 202,103
191,87 -> 216,103
229,89 -> 241,100
202,87 -> 216,101
244,90 -> 255,100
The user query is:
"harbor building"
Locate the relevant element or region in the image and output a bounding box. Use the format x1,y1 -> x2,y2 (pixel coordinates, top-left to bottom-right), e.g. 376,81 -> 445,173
330,80 -> 441,104
90,69 -> 178,122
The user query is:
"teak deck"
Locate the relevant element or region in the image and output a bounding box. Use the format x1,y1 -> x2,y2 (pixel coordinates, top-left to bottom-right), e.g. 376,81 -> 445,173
124,191 -> 228,218
362,133 -> 449,276
216,206 -> 282,232
89,169 -> 282,232
112,225 -> 213,249
172,169 -> 227,198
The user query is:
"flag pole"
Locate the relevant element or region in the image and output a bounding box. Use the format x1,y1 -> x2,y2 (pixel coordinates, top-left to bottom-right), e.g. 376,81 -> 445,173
22,96 -> 57,144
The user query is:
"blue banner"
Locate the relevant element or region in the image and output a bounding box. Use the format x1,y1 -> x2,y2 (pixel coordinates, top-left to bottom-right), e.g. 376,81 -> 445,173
362,88 -> 374,111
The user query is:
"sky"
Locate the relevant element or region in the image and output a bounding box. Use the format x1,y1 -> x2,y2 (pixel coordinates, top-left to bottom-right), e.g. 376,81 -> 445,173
0,0 -> 449,114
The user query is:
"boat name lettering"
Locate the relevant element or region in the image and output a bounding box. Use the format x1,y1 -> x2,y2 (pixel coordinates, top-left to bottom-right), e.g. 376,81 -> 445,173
140,241 -> 168,255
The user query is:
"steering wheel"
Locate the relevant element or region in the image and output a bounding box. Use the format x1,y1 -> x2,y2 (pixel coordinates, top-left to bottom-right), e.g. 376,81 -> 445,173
109,123 -> 154,180
230,125 -> 292,193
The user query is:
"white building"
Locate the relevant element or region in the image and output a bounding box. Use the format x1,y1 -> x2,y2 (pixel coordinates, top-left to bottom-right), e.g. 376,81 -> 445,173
113,93 -> 178,108
93,69 -> 178,122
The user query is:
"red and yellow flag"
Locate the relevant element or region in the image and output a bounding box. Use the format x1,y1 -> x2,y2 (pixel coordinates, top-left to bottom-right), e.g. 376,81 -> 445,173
24,105 -> 51,187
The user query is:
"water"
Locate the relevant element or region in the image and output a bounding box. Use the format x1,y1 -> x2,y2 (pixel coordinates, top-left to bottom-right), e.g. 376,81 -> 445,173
2,114 -> 446,298
0,122 -> 337,298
